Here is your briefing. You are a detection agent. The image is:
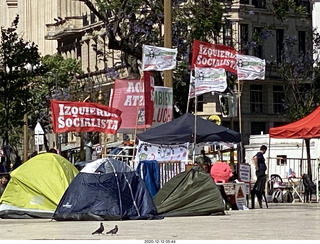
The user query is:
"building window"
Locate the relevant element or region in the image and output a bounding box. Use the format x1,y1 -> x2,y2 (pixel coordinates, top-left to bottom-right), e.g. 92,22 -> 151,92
223,21 -> 233,46
250,84 -> 263,113
90,12 -> 97,24
83,14 -> 89,26
240,24 -> 249,55
298,31 -> 306,55
295,0 -> 310,13
276,29 -> 284,64
61,133 -> 68,144
273,85 -> 285,114
276,155 -> 287,166
253,27 -> 263,58
251,122 -> 266,135
252,0 -> 266,8
197,94 -> 204,112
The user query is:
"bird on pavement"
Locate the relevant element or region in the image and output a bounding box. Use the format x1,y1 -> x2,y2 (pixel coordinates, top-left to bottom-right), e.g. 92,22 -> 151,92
92,222 -> 104,235
106,225 -> 118,235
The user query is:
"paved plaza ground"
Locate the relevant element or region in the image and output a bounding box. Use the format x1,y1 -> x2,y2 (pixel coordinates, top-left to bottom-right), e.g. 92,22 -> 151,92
0,202 -> 319,241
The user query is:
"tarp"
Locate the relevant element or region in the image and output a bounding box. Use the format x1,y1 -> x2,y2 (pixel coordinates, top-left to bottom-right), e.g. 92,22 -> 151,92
53,158 -> 161,221
210,161 -> 233,183
136,160 -> 160,198
269,106 -> 320,139
0,153 -> 79,218
153,166 -> 225,216
136,113 -> 241,145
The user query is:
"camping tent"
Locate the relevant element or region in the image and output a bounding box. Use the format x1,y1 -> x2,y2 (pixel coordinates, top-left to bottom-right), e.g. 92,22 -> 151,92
269,106 -> 320,139
0,153 -> 79,218
136,113 -> 241,144
136,160 -> 160,198
153,166 -> 225,216
53,158 -> 160,221
269,106 -> 320,180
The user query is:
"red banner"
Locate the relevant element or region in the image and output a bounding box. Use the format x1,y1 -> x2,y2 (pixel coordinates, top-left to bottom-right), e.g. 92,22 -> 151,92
110,72 -> 154,130
191,40 -> 237,74
51,100 -> 122,134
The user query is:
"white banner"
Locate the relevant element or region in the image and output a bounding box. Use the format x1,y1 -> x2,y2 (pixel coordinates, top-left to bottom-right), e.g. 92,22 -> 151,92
235,183 -> 248,210
189,67 -> 227,98
188,73 -> 196,99
236,54 -> 265,80
142,45 -> 178,71
135,140 -> 189,164
152,86 -> 173,127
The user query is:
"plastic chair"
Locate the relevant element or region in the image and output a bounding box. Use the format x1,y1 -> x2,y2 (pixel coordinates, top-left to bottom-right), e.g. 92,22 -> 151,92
302,174 -> 316,202
268,174 -> 293,203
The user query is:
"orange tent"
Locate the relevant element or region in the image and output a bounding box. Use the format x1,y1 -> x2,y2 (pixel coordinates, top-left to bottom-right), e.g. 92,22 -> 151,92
269,106 -> 320,139
269,106 -> 320,180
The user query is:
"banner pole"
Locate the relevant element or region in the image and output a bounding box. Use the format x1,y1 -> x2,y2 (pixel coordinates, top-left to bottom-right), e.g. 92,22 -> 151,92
193,96 -> 198,164
103,133 -> 108,158
186,70 -> 194,113
237,79 -> 242,134
132,75 -> 144,162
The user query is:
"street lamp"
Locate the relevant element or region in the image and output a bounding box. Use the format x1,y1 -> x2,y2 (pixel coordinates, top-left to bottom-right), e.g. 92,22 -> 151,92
3,62 -> 36,166
48,71 -> 61,153
23,63 -> 39,163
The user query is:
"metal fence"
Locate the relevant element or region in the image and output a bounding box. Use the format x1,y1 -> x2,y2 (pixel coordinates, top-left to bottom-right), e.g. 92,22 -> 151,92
108,154 -> 183,188
267,157 -> 320,202
158,161 -> 182,188
267,157 -> 319,180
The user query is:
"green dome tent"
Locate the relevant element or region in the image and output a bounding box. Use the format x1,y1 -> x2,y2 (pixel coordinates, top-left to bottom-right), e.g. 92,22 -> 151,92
153,166 -> 225,217
0,153 -> 79,218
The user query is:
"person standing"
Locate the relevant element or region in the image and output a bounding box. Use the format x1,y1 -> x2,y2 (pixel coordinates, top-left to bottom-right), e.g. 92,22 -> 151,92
251,145 -> 268,208
0,174 -> 10,197
201,149 -> 212,165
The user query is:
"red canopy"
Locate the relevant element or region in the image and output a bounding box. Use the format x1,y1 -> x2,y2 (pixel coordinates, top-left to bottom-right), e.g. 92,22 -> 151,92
269,106 -> 320,139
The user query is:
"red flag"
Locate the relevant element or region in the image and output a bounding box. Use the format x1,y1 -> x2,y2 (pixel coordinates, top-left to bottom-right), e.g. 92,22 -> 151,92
50,100 -> 122,134
110,72 -> 154,130
191,40 -> 237,74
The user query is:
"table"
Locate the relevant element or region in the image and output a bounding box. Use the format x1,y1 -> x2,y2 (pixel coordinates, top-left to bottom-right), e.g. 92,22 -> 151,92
216,182 -> 248,210
284,177 -> 303,202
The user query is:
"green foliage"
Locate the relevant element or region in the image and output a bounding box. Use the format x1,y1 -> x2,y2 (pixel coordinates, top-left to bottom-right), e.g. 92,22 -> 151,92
28,54 -> 83,136
82,0 -> 224,113
0,15 -> 43,150
0,16 -> 83,152
271,0 -> 308,22
276,30 -> 320,122
180,0 -> 223,42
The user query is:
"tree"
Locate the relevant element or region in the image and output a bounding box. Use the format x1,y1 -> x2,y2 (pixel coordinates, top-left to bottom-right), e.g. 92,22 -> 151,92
276,30 -> 320,179
0,15 -> 43,170
28,54 -> 83,151
244,1 -> 320,179
79,0 -> 225,114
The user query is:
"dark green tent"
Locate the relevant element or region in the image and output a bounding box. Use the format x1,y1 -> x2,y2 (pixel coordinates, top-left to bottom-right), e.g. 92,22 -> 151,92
153,166 -> 225,217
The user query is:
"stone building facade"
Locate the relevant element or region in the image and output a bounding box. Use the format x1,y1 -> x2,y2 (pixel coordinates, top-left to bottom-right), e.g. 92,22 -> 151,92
0,0 -> 315,152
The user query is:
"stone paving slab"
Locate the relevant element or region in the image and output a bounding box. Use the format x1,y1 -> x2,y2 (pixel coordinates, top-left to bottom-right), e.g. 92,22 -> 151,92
0,203 -> 320,240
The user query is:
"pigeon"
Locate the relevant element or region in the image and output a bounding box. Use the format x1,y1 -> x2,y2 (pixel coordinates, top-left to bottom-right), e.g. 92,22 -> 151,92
106,225 -> 118,235
92,222 -> 104,235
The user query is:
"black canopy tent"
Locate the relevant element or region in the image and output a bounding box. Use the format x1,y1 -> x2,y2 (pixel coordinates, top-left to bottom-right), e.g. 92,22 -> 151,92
136,113 -> 241,145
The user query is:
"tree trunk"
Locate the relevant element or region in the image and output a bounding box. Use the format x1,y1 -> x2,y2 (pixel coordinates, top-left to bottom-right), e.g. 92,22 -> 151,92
304,138 -> 312,180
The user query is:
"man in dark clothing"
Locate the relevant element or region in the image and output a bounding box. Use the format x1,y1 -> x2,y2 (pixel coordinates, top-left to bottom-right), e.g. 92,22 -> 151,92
251,145 -> 268,208
201,149 -> 212,165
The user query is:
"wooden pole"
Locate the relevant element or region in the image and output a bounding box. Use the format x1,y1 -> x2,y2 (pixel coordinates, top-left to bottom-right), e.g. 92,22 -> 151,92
23,113 -> 28,162
237,79 -> 242,134
103,133 -> 107,158
164,0 -> 172,88
132,76 -> 144,161
193,96 -> 198,164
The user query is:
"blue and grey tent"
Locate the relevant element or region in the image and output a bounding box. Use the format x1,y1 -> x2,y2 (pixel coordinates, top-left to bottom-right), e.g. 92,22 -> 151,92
136,160 -> 160,198
53,158 -> 160,221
